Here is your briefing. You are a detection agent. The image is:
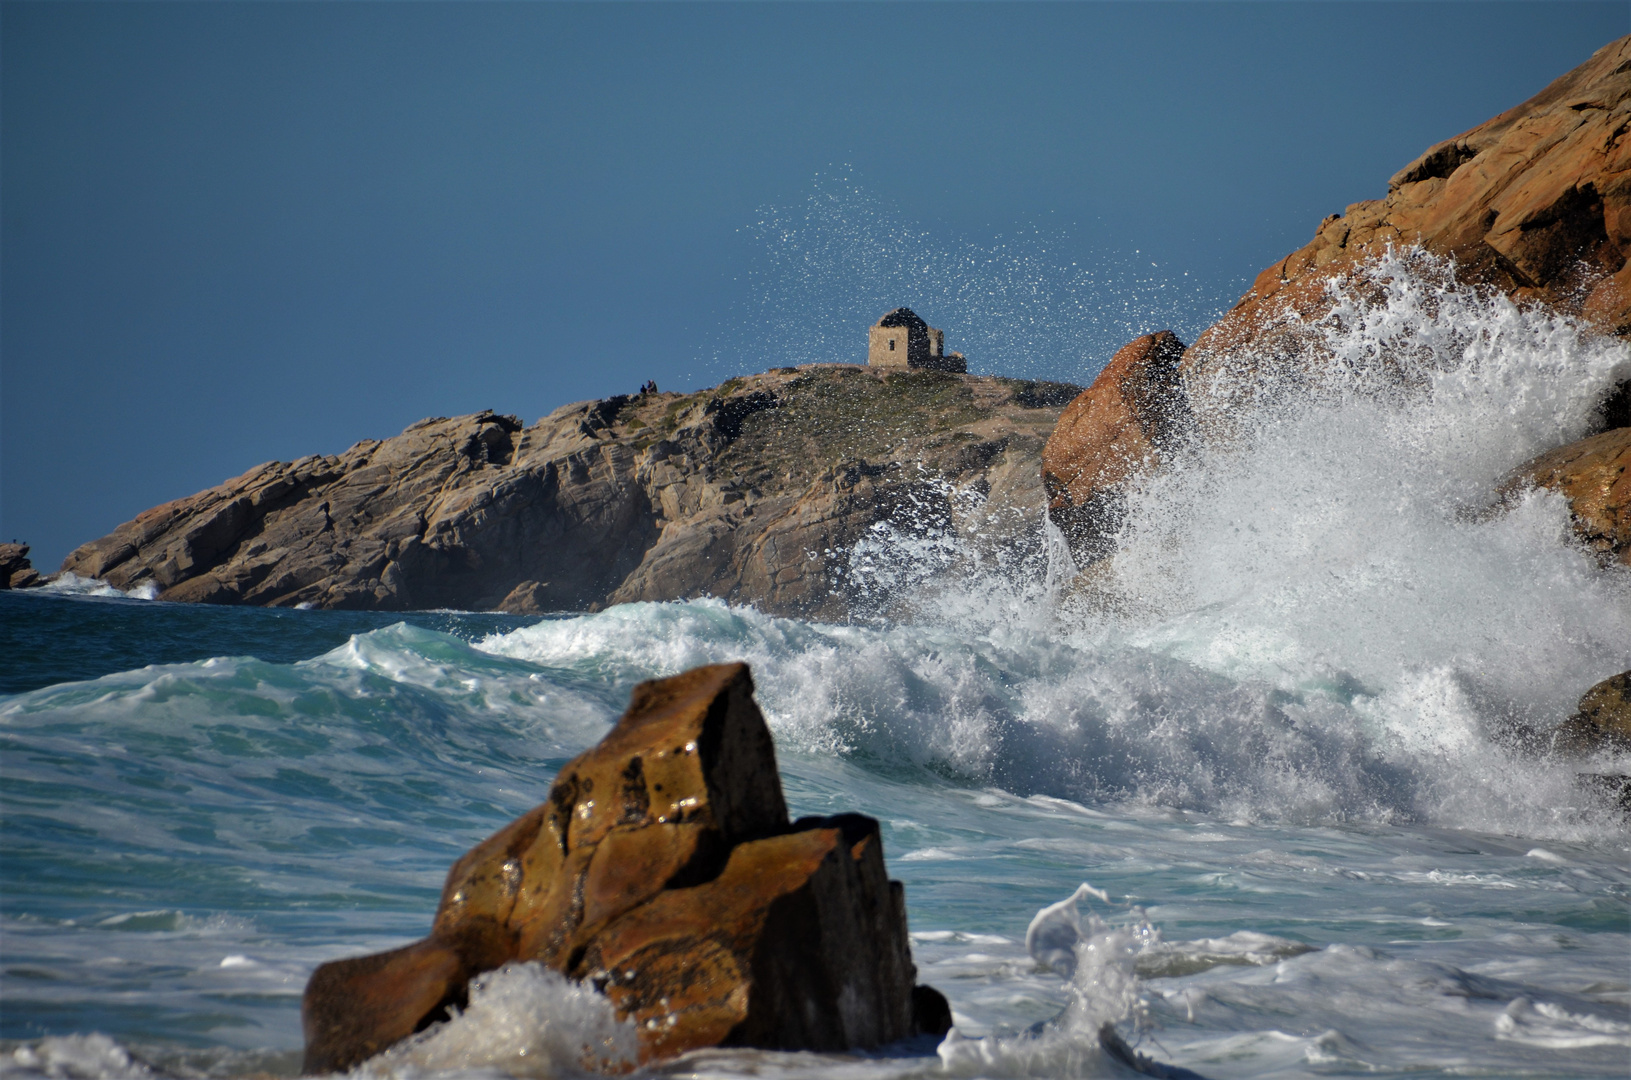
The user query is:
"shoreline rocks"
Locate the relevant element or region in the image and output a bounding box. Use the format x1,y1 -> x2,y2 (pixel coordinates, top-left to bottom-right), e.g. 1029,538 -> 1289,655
0,544 -> 42,590
61,367 -> 1080,617
1504,426 -> 1630,565
1554,669 -> 1631,755
1043,35 -> 1631,568
301,662 -> 949,1073
1039,332 -> 1190,566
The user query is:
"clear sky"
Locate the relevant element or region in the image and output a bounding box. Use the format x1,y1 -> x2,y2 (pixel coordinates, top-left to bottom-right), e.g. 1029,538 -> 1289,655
3,2 -> 1624,569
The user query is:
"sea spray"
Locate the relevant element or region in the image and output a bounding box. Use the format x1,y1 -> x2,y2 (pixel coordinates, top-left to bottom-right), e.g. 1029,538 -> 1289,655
362,964 -> 637,1078
491,250 -> 1631,836
715,171 -> 1227,381
936,883 -> 1159,1078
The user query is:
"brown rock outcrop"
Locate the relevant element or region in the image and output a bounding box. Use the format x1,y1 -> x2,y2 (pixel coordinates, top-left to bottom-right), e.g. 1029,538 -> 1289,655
1553,669 -> 1631,754
301,663 -> 948,1074
1507,426 -> 1631,564
63,367 -> 1079,617
0,543 -> 41,590
1192,34 -> 1631,372
1040,332 -> 1189,564
1044,36 -> 1631,566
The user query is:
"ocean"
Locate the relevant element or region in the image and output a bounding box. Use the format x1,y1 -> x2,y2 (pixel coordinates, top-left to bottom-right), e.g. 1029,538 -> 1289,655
3,256 -> 1629,1079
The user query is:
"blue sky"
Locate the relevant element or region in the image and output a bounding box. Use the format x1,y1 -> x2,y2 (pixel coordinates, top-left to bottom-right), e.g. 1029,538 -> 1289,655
3,2 -> 1624,568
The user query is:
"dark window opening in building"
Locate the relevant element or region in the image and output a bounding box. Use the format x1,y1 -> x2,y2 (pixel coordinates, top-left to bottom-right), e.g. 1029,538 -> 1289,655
889,339 -> 896,350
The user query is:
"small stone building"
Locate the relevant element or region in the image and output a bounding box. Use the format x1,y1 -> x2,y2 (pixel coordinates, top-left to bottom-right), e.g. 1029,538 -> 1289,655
867,309 -> 966,373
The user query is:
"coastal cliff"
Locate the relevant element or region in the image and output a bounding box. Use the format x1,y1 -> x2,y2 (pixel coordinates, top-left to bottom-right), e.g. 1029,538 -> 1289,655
60,366 -> 1079,616
1044,35 -> 1631,568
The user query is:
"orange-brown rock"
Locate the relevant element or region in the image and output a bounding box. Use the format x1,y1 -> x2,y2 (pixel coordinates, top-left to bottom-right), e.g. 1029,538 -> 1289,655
1044,37 -> 1631,563
1553,669 -> 1631,754
586,814 -> 919,1059
301,663 -> 947,1074
1507,425 -> 1631,564
1040,331 -> 1189,565
1191,34 -> 1631,375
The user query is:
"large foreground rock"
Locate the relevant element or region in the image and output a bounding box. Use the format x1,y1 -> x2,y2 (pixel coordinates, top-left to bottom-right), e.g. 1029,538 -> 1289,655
1044,36 -> 1631,566
301,663 -> 949,1073
62,367 -> 1079,617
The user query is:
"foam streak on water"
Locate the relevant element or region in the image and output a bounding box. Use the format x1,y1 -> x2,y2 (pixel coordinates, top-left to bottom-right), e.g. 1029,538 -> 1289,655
3,256 -> 1630,1079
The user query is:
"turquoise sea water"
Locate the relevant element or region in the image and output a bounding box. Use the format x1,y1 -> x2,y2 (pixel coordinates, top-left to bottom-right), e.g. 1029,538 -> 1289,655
4,258 -> 1630,1078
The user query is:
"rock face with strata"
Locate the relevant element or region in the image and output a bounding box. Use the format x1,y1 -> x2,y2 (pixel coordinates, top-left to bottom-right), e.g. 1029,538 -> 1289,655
301,663 -> 948,1073
62,368 -> 1079,617
0,544 -> 41,590
1043,36 -> 1631,566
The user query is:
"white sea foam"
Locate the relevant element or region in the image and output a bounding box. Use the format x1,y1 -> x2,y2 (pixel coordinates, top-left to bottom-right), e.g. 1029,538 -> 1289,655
2,1036 -> 154,1080
934,885 -> 1159,1078
32,574 -> 157,600
361,963 -> 636,1078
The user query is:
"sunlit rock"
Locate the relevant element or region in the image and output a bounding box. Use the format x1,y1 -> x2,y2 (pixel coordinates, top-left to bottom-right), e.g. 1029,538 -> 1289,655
301,662 -> 949,1073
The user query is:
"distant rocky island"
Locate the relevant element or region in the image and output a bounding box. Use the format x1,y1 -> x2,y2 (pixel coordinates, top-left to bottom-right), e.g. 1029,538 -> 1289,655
49,338 -> 1079,617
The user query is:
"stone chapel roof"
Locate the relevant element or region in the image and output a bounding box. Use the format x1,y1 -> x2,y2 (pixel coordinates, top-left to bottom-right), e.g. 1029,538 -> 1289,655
875,308 -> 928,330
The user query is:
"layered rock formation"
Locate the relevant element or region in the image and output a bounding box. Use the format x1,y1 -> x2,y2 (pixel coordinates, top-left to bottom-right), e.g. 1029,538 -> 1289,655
1044,36 -> 1631,567
1191,34 -> 1631,369
301,663 -> 949,1073
0,544 -> 41,590
61,367 -> 1079,616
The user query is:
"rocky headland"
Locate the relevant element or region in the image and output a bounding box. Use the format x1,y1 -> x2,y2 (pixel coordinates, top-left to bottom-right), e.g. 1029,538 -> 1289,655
58,367 -> 1079,617
1043,35 -> 1631,570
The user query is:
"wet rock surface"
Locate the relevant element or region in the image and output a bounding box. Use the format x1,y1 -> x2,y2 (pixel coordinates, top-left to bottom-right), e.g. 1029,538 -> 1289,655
1043,37 -> 1631,567
1507,425 -> 1631,565
1039,332 -> 1190,565
1555,669 -> 1631,754
301,662 -> 949,1073
62,368 -> 1078,617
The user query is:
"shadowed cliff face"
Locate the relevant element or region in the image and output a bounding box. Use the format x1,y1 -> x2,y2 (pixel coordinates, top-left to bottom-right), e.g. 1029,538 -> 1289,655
60,367 -> 1080,617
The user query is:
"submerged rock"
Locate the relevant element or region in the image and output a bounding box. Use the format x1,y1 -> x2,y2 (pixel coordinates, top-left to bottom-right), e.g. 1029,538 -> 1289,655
62,368 -> 1078,617
301,662 -> 949,1073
